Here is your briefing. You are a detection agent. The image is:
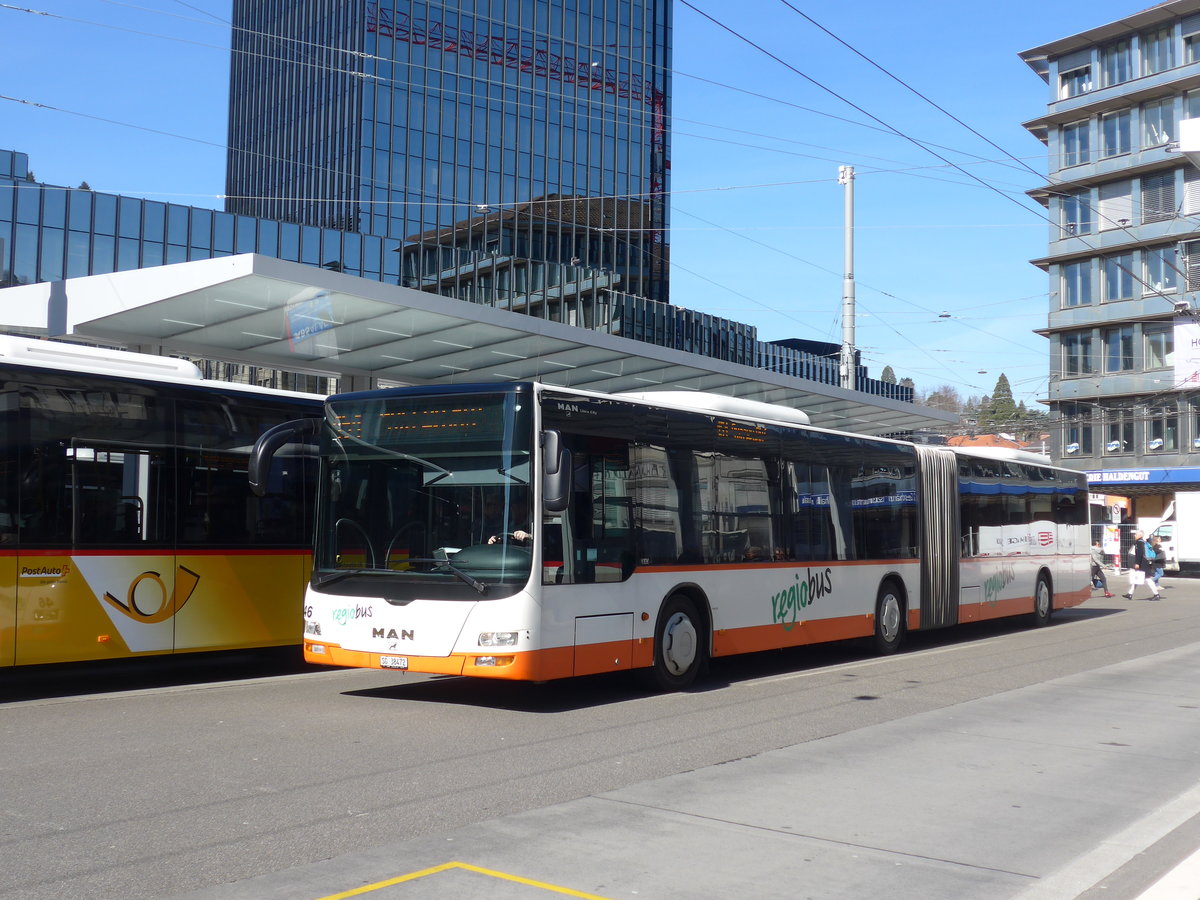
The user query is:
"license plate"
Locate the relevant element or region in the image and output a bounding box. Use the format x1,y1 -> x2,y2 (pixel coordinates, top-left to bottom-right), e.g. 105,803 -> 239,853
380,656 -> 408,669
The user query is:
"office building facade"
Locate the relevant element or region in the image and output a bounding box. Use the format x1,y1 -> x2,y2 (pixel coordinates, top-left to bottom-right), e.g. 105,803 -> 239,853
0,147 -> 911,401
1022,0 -> 1200,514
227,0 -> 671,306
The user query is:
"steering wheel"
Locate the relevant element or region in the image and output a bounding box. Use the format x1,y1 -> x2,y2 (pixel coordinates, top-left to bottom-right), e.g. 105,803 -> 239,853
384,522 -> 424,563
335,518 -> 375,568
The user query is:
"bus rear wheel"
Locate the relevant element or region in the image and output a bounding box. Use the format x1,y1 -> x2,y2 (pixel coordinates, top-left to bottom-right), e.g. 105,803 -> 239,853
1031,575 -> 1053,627
873,581 -> 905,654
646,593 -> 707,691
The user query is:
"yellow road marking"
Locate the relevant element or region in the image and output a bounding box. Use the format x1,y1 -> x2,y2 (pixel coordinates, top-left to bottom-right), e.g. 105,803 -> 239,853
314,860 -> 613,899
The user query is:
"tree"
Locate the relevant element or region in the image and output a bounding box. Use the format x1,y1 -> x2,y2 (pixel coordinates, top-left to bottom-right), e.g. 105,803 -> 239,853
981,374 -> 1018,429
923,384 -> 965,412
880,365 -> 897,384
78,181 -> 92,191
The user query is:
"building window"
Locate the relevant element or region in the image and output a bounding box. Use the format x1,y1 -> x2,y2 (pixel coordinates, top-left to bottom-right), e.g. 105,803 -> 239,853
1061,402 -> 1093,456
1143,97 -> 1176,147
1103,325 -> 1134,372
1145,326 -> 1174,369
1186,167 -> 1200,217
1062,121 -> 1091,168
1185,241 -> 1200,290
1104,408 -> 1134,455
1147,406 -> 1178,452
1141,26 -> 1176,75
1060,63 -> 1092,98
1143,245 -> 1180,294
1187,14 -> 1200,62
1101,110 -> 1131,158
1062,331 -> 1095,376
1142,171 -> 1177,223
1103,253 -> 1135,301
1060,190 -> 1093,236
1098,180 -> 1132,229
1102,39 -> 1132,86
1063,260 -> 1092,307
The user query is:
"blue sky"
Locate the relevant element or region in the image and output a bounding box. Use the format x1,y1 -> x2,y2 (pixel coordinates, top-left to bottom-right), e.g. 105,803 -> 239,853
0,0 -> 1145,407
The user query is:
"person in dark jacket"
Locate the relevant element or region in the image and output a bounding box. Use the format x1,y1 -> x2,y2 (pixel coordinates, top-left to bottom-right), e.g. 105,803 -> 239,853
1123,531 -> 1161,600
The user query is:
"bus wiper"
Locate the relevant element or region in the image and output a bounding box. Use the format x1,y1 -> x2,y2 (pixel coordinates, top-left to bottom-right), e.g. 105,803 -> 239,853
313,568 -> 389,588
495,465 -> 528,485
314,561 -> 488,595
404,558 -> 490,595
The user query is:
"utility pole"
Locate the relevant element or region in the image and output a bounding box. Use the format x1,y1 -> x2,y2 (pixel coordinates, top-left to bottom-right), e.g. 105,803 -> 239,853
838,165 -> 856,391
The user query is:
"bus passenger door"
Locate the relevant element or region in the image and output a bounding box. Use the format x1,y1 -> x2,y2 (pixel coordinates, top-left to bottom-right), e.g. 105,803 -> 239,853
17,441 -> 177,665
65,444 -> 179,661
543,436 -> 635,587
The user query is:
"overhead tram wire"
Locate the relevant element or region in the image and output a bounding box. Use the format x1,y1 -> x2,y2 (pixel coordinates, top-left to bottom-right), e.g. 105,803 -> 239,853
681,1 -> 1200,324
772,4 -> 1200,312
679,0 -> 1049,220
93,0 -> 1039,179
776,1 -> 1044,179
672,203 -> 1053,390
6,3 -> 1058,405
2,2 -> 1052,211
0,91 -> 1047,219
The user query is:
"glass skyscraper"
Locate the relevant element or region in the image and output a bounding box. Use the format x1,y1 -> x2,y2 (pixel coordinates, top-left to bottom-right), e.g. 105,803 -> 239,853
226,1 -> 672,305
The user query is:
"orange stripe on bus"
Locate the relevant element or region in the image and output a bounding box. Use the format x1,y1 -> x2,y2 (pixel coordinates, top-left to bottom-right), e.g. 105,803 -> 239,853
1056,586 -> 1090,608
712,614 -> 874,656
573,638 -> 634,676
306,642 -> 578,681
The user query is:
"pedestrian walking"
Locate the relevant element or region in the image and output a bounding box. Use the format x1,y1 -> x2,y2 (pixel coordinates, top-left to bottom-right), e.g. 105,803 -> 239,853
1090,540 -> 1113,597
1123,531 -> 1162,600
1151,534 -> 1166,586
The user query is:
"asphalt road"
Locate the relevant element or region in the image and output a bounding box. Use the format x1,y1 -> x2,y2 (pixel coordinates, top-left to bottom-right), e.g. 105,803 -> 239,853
4,582 -> 1200,900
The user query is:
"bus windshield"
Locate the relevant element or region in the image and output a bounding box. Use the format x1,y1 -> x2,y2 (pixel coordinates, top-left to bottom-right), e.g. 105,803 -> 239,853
314,388 -> 534,600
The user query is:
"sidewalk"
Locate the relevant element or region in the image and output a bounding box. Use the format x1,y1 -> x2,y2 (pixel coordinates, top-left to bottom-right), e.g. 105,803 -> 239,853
172,632 -> 1200,899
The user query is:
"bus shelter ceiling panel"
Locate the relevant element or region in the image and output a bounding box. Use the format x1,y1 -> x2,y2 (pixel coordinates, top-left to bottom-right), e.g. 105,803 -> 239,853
331,325 -> 584,375
568,366 -> 741,396
455,343 -> 635,383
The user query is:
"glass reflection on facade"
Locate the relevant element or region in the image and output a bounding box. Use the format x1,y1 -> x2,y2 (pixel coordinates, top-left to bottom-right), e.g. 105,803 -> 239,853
226,0 -> 671,306
0,147 -> 911,402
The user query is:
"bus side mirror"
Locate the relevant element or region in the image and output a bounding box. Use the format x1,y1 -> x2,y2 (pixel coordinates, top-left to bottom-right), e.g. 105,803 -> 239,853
542,429 -> 572,513
249,417 -> 321,497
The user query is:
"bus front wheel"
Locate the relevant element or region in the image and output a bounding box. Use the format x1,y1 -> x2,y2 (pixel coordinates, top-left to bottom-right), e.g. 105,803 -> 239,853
646,593 -> 707,691
873,581 -> 905,654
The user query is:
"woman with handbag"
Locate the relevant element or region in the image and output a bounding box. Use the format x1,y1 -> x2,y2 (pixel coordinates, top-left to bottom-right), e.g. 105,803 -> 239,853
1123,531 -> 1162,600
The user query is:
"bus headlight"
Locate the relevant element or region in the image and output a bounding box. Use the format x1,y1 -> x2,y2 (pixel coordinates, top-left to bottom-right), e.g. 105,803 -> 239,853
479,631 -> 518,647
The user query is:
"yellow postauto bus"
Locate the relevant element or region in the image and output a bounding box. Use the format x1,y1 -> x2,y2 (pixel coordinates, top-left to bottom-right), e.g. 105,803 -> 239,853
0,337 -> 321,667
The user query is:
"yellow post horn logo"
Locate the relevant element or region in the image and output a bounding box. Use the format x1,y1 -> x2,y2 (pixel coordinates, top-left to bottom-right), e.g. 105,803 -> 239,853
103,565 -> 201,624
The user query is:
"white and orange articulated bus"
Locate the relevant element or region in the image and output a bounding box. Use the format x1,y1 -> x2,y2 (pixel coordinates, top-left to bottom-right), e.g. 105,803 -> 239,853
0,337 -> 322,668
251,382 -> 1091,690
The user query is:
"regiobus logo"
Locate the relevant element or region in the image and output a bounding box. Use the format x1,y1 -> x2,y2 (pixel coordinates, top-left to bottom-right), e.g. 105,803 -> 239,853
769,567 -> 834,631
